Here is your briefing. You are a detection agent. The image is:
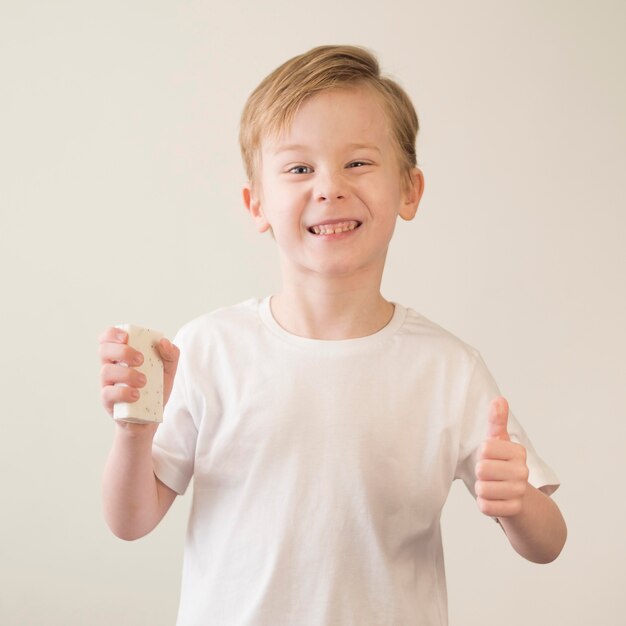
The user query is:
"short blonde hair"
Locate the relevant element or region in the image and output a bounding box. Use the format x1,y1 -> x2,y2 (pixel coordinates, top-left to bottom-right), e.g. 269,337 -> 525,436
239,45 -> 419,186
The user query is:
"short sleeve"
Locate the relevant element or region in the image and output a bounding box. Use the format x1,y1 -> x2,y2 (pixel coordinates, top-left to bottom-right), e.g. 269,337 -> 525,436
455,353 -> 560,498
152,329 -> 198,495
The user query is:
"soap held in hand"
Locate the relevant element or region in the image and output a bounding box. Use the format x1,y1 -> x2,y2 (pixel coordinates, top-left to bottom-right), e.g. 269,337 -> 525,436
113,324 -> 164,424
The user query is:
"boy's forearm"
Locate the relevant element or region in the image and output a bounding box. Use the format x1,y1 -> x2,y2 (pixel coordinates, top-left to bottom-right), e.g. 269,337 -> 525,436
498,484 -> 567,563
102,426 -> 163,540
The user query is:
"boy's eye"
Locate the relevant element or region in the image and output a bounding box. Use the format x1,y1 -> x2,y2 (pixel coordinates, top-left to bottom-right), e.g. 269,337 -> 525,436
347,161 -> 368,168
288,165 -> 312,174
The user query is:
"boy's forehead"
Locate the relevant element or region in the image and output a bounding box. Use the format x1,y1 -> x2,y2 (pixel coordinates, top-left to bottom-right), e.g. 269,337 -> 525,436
262,86 -> 392,154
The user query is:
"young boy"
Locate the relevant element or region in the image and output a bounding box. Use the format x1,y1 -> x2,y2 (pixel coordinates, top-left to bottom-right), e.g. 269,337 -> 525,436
99,45 -> 566,625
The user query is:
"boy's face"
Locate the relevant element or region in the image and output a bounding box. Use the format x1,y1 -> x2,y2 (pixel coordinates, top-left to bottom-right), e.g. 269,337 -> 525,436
243,85 -> 424,283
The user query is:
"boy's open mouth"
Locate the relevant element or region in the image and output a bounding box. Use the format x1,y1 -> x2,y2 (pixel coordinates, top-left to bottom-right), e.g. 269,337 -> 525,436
307,220 -> 362,235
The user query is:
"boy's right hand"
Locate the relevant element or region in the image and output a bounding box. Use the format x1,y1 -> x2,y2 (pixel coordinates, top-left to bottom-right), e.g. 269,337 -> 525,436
98,327 -> 180,426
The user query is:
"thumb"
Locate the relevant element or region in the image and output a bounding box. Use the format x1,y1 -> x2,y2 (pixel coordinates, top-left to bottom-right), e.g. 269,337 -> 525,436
157,338 -> 180,374
487,396 -> 510,441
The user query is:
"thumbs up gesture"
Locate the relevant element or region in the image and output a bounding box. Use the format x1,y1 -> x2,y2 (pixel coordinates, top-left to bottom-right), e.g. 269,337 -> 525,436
475,397 -> 530,519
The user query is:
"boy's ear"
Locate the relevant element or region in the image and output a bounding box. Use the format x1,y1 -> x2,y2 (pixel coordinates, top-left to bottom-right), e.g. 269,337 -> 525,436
399,168 -> 425,221
243,183 -> 271,233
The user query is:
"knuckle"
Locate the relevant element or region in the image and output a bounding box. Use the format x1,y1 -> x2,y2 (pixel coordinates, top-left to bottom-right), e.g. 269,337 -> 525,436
475,461 -> 484,479
517,465 -> 529,482
477,498 -> 493,516
100,387 -> 113,410
513,482 -> 526,497
100,363 -> 111,384
99,327 -> 122,344
479,441 -> 490,458
476,460 -> 492,480
511,444 -> 526,460
97,342 -> 111,362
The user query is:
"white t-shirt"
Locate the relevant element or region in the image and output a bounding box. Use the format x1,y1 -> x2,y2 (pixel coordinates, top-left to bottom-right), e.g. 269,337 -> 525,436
153,297 -> 559,626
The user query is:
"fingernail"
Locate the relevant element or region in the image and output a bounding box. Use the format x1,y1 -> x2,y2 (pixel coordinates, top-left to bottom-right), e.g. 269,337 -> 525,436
131,389 -> 140,399
138,374 -> 147,385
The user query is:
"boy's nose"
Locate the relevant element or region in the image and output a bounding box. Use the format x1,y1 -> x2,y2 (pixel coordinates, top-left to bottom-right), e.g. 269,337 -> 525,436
315,171 -> 347,202
317,191 -> 345,201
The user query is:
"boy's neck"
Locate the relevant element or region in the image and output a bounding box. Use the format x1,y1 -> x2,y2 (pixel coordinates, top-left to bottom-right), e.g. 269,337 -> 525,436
269,283 -> 394,340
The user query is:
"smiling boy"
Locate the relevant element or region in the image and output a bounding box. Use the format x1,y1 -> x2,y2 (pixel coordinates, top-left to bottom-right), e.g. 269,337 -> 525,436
243,86 -> 421,339
100,45 -> 566,625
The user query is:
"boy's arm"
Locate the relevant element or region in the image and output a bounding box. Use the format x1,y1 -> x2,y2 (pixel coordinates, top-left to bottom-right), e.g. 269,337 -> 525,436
496,483 -> 566,564
102,423 -> 177,540
99,328 -> 180,540
475,397 -> 567,564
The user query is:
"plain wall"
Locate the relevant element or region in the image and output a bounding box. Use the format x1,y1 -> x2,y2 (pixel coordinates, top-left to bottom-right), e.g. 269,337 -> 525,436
1,1 -> 625,624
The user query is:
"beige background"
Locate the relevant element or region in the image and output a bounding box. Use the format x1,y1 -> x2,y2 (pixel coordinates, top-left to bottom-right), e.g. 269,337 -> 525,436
1,1 -> 625,624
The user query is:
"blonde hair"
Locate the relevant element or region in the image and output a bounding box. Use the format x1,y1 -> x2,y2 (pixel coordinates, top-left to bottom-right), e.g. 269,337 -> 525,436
239,45 -> 419,186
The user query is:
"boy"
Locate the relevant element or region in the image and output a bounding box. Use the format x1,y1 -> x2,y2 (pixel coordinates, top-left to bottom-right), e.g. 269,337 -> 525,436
99,45 -> 566,625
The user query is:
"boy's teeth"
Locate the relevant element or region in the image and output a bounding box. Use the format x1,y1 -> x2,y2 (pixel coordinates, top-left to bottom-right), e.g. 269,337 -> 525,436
310,220 -> 359,235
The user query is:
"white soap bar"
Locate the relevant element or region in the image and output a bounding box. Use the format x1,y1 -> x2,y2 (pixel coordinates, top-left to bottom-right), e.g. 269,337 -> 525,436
113,324 -> 164,424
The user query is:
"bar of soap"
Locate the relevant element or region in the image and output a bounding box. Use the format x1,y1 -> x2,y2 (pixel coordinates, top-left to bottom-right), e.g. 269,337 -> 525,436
113,324 -> 164,424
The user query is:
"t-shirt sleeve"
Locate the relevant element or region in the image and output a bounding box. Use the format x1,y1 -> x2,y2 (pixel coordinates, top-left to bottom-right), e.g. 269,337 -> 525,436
455,353 -> 560,497
152,329 -> 198,496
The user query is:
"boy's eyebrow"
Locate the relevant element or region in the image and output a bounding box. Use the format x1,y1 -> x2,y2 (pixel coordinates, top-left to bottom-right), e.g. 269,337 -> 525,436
272,144 -> 308,156
346,143 -> 382,153
272,143 -> 382,156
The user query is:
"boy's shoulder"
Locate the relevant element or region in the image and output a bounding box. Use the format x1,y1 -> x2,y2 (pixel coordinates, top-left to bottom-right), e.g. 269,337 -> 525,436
173,298 -> 262,344
398,305 -> 481,363
174,298 -> 262,349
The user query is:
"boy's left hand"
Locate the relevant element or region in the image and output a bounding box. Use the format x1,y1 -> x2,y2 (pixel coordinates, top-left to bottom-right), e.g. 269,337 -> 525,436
475,397 -> 529,519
